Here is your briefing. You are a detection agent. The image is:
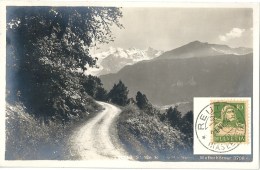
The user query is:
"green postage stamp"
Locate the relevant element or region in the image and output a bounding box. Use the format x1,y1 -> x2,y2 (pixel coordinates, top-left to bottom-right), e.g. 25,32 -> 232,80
212,101 -> 248,143
194,97 -> 251,155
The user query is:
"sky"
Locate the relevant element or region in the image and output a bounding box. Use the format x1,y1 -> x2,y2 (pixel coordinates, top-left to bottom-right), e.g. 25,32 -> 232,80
96,8 -> 253,52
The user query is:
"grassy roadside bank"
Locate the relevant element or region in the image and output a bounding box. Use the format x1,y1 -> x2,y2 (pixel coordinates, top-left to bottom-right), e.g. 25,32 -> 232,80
117,105 -> 193,161
6,99 -> 102,160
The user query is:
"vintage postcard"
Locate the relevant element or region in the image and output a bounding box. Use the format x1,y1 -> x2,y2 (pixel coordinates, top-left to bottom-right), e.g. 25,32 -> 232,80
0,1 -> 259,169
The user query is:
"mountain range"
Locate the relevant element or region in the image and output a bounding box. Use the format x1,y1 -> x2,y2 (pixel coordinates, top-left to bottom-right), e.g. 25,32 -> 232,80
156,41 -> 252,60
86,47 -> 163,76
100,41 -> 253,110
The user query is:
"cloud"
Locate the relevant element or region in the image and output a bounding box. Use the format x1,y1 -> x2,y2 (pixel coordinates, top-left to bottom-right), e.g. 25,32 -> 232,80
219,28 -> 245,42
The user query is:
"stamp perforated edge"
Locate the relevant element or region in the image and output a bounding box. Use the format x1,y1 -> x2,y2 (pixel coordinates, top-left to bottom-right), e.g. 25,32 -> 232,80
210,99 -> 250,145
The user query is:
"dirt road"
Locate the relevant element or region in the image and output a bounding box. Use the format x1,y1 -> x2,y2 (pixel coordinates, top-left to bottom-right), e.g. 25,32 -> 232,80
70,101 -> 131,160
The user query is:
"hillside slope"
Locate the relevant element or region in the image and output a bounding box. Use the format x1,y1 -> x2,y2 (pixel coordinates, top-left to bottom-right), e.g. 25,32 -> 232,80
6,99 -> 101,160
100,53 -> 253,106
117,105 -> 192,161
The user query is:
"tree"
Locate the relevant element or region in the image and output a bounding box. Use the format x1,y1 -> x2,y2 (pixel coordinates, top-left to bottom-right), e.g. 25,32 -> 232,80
180,111 -> 193,154
6,7 -> 123,120
81,75 -> 108,101
82,75 -> 103,97
181,111 -> 193,136
166,106 -> 182,128
108,80 -> 129,106
182,111 -> 193,124
136,91 -> 149,109
95,86 -> 108,101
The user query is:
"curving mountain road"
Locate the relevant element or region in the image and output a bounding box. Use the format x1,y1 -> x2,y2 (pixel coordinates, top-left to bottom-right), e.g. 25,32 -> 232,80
70,101 -> 132,160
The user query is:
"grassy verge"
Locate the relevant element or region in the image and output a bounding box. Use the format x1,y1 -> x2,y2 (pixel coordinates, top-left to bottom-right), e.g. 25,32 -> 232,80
5,100 -> 101,160
117,104 -> 192,161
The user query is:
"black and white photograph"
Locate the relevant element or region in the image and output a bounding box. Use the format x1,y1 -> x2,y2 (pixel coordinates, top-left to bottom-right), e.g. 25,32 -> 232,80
2,1 -> 259,169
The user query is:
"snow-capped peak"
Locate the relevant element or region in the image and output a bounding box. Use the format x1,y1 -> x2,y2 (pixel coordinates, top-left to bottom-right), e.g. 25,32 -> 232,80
86,47 -> 164,76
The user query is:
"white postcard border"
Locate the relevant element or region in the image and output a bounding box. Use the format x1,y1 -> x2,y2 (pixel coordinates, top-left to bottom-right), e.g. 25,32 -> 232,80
0,1 -> 258,169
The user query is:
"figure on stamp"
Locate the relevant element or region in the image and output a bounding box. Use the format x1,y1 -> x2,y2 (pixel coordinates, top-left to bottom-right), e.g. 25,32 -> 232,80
214,104 -> 245,137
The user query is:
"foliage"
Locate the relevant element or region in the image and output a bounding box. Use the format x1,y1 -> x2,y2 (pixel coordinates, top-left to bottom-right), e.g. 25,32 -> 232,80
6,99 -> 101,159
182,110 -> 193,124
134,91 -> 159,116
136,91 -> 149,109
6,102 -> 69,159
81,75 -> 108,101
165,106 -> 182,128
7,7 -> 123,71
127,97 -> 136,105
6,6 -> 122,120
118,105 -> 189,160
117,91 -> 194,160
180,111 -> 193,150
108,80 -> 129,106
82,75 -> 102,97
95,86 -> 108,101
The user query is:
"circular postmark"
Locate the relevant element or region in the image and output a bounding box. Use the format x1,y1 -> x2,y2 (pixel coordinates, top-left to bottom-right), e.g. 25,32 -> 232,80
195,102 -> 246,153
